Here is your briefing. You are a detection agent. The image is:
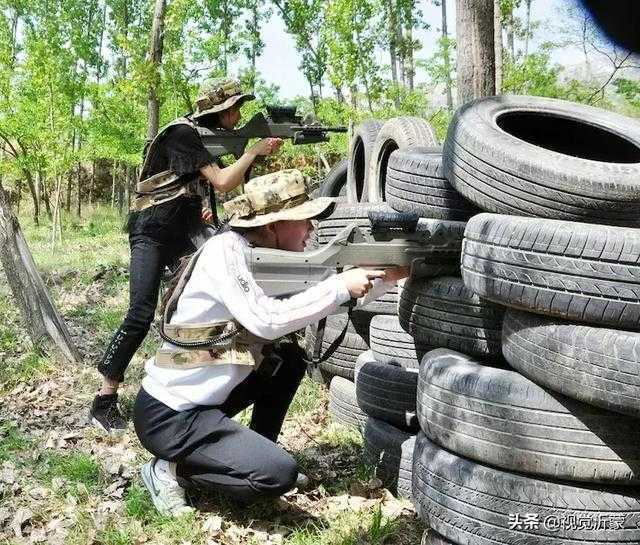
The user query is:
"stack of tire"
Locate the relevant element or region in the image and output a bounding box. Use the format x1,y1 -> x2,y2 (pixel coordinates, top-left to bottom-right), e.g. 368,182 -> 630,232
412,96 -> 640,545
339,116 -> 489,500
307,117 -> 449,438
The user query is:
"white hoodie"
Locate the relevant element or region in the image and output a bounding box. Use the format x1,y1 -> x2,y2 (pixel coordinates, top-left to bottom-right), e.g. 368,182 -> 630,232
142,230 -> 393,410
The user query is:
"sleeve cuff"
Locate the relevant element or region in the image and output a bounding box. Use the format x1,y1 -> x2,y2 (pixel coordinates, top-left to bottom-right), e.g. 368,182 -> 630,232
333,276 -> 352,305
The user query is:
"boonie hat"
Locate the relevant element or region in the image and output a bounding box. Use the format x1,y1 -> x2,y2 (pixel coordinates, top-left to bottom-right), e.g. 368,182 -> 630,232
193,78 -> 255,118
223,169 -> 335,228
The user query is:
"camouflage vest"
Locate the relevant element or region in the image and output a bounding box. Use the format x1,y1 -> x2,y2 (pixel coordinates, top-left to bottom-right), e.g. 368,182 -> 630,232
131,117 -> 207,213
156,243 -> 265,370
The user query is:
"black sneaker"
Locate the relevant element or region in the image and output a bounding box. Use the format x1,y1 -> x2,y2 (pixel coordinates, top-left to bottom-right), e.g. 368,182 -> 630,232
90,393 -> 127,434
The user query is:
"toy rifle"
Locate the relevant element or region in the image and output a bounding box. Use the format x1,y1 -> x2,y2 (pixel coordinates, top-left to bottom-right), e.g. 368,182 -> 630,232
243,211 -> 465,297
197,105 -> 347,159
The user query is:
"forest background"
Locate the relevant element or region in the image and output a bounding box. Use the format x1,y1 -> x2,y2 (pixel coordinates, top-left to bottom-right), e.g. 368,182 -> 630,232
0,0 -> 639,229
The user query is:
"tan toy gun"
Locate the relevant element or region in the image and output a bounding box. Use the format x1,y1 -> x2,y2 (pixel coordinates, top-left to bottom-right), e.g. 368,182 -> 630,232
244,211 -> 464,297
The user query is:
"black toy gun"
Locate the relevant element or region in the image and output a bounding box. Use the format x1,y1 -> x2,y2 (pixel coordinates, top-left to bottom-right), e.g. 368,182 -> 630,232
197,105 -> 347,158
244,211 -> 465,297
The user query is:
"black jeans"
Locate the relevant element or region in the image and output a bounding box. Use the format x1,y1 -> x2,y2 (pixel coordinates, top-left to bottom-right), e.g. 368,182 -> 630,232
133,342 -> 307,503
98,197 -> 202,382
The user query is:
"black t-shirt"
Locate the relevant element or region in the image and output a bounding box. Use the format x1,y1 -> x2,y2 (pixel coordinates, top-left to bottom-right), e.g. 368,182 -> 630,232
141,124 -> 215,185
128,124 -> 217,237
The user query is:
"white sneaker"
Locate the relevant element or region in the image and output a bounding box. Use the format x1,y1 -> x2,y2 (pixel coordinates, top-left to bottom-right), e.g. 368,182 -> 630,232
140,458 -> 194,517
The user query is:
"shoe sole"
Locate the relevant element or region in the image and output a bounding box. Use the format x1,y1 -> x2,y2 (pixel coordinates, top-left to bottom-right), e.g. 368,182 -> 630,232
89,414 -> 126,436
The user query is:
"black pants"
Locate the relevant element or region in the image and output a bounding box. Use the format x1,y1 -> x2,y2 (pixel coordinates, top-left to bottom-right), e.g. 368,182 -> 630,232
98,198 -> 201,382
133,342 -> 307,503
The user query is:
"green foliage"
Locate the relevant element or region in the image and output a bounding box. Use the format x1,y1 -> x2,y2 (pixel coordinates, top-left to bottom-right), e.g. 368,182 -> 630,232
124,484 -> 158,522
0,350 -> 53,388
38,451 -> 104,497
0,423 -> 30,462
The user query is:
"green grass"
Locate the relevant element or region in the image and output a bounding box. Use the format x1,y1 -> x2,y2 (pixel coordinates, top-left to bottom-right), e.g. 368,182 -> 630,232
289,375 -> 326,416
0,324 -> 19,352
37,452 -> 104,497
19,205 -> 129,276
0,423 -> 30,462
124,484 -> 158,523
285,505 -> 400,545
0,350 -> 54,388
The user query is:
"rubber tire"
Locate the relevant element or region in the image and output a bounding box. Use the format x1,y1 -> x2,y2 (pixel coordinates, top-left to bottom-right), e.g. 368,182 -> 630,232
503,309 -> 640,418
368,117 -> 438,203
398,276 -> 505,358
369,314 -> 433,368
356,358 -> 419,431
412,433 -> 640,545
462,213 -> 640,330
319,158 -> 348,198
308,313 -> 372,380
417,348 -> 640,485
329,376 -> 368,430
443,95 -> 640,226
347,120 -> 384,203
386,148 -> 477,220
362,417 -> 415,499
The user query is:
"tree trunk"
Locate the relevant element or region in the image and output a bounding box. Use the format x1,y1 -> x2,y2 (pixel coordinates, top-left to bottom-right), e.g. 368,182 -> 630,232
387,0 -> 400,107
147,0 -> 167,141
405,22 -> 414,90
494,0 -> 503,93
0,185 -> 80,363
507,8 -> 515,59
124,165 -> 131,209
397,15 -> 405,87
524,0 -> 532,57
456,0 -> 496,105
442,0 -> 454,111
111,162 -> 117,208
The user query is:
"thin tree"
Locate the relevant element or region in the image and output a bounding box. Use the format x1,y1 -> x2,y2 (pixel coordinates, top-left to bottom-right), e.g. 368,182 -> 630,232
495,0 -> 503,93
147,0 -> 167,141
0,183 -> 80,363
440,0 -> 454,110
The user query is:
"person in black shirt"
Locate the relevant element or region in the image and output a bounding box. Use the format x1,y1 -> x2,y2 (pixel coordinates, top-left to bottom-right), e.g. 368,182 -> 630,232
90,78 -> 283,433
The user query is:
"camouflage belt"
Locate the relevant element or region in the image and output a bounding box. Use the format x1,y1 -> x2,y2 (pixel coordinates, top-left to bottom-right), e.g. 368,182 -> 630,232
131,171 -> 199,212
163,321 -> 236,343
155,343 -> 255,369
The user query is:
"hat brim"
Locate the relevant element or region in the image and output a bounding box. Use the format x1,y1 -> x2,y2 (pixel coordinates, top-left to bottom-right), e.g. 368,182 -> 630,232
193,93 -> 255,118
229,197 -> 337,228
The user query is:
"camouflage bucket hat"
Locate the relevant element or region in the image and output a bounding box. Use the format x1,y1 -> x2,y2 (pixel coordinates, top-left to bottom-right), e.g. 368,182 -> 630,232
224,169 -> 335,228
193,78 -> 255,118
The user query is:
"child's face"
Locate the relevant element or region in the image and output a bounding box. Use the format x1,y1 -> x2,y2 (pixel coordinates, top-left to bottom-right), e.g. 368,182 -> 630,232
273,219 -> 314,251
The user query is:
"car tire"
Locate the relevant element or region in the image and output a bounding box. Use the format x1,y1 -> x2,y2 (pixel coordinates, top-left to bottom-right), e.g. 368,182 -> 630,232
502,309 -> 640,417
368,117 -> 438,203
329,376 -> 368,430
347,120 -> 384,203
462,213 -> 640,329
443,94 -> 640,226
363,417 -> 415,499
398,276 -> 505,358
417,348 -> 640,485
412,433 -> 640,544
386,148 -> 477,220
356,358 -> 419,431
369,314 -> 433,368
